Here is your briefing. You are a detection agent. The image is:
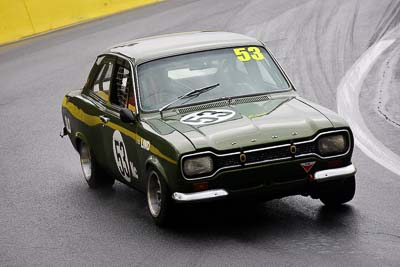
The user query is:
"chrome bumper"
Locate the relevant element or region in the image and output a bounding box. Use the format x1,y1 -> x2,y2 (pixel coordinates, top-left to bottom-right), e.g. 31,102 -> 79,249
314,164 -> 356,182
172,189 -> 228,202
172,165 -> 356,202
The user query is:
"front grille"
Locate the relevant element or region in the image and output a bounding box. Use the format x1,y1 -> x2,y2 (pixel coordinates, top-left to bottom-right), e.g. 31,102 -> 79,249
181,129 -> 351,180
213,143 -> 314,170
246,145 -> 292,163
296,142 -> 318,155
214,154 -> 240,169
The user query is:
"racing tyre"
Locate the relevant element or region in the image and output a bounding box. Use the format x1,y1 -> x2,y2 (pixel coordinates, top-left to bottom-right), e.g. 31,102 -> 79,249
79,141 -> 115,188
319,176 -> 356,206
146,168 -> 173,226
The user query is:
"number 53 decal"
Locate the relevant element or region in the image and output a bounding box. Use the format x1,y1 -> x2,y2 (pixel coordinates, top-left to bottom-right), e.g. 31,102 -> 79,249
112,130 -> 138,182
233,47 -> 265,62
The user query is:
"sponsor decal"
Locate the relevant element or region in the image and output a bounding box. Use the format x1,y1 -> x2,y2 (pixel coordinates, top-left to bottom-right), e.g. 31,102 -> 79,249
180,109 -> 235,126
64,115 -> 71,133
140,138 -> 150,151
130,162 -> 138,179
301,161 -> 316,173
112,130 -> 137,182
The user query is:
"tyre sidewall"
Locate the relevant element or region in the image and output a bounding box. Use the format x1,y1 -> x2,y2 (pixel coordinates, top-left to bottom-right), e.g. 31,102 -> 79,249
146,168 -> 172,226
319,176 -> 356,206
79,141 -> 114,188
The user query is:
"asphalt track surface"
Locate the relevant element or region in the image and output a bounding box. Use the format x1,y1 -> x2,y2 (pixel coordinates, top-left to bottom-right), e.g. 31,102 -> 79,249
1,0 -> 400,266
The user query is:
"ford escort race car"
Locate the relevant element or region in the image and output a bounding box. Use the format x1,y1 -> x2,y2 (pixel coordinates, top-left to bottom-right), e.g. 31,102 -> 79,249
61,31 -> 356,225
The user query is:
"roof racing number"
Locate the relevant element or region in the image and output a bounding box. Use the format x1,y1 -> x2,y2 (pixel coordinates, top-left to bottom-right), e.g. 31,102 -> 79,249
233,47 -> 265,62
180,109 -> 236,126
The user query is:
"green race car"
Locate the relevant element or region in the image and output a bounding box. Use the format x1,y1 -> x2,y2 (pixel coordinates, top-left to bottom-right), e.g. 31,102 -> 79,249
61,31 -> 356,225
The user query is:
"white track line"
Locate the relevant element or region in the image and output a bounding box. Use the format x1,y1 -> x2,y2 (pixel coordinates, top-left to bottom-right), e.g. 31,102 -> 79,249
337,39 -> 400,176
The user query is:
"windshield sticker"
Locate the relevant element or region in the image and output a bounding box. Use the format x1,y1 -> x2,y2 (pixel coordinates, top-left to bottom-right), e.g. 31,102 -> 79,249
233,47 -> 265,62
112,130 -> 138,182
180,109 -> 236,126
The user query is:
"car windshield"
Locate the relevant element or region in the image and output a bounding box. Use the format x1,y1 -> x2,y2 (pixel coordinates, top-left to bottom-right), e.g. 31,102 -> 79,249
137,46 -> 291,111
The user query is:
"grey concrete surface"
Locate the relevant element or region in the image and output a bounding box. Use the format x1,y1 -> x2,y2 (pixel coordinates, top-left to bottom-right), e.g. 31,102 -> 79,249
361,24 -> 400,156
0,0 -> 400,266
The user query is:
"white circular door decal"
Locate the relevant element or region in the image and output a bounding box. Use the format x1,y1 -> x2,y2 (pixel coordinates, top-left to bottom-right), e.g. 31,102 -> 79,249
180,109 -> 236,125
112,130 -> 137,182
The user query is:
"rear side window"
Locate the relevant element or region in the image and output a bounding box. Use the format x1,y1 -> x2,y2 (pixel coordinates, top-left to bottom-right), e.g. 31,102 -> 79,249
110,65 -> 133,109
93,61 -> 114,102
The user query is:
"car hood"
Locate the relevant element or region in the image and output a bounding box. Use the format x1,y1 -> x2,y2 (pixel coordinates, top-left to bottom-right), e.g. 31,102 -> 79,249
157,96 -> 334,151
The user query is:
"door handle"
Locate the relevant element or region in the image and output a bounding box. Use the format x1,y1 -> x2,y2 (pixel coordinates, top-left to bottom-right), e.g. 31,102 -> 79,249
99,115 -> 110,124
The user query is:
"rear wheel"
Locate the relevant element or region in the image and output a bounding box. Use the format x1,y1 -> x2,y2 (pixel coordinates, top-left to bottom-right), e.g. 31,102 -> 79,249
79,141 -> 115,188
146,168 -> 173,226
319,176 -> 356,206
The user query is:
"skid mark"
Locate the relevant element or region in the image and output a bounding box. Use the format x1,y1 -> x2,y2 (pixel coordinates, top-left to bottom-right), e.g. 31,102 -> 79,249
337,39 -> 400,176
376,43 -> 400,128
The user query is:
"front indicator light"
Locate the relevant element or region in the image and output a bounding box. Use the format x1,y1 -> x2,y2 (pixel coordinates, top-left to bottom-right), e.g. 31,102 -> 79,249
193,181 -> 209,191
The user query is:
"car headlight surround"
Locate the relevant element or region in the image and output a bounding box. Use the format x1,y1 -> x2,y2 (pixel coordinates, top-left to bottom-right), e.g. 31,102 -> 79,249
183,155 -> 214,178
318,133 -> 349,156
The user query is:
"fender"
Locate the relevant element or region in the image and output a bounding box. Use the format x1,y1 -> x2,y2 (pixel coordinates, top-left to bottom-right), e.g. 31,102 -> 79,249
74,131 -> 89,152
145,155 -> 168,183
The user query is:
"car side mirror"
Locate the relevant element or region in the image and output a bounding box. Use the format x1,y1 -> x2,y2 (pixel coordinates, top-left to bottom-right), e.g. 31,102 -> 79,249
120,108 -> 137,123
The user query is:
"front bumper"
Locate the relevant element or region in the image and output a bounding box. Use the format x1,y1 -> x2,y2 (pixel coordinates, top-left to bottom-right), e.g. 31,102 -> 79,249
172,189 -> 228,202
172,164 -> 356,203
314,164 -> 356,182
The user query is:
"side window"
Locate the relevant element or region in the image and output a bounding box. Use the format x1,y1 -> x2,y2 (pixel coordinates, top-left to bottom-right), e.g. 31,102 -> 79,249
110,62 -> 136,111
93,60 -> 114,102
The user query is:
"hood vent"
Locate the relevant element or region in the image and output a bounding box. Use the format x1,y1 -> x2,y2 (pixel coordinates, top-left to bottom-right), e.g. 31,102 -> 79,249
178,100 -> 229,114
230,95 -> 269,105
177,95 -> 270,114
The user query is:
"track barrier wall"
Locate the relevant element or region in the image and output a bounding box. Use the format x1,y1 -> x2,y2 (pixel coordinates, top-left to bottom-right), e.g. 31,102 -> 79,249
0,0 -> 160,45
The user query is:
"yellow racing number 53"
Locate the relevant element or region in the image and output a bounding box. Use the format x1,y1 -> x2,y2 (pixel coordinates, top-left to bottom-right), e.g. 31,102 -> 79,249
233,47 -> 265,61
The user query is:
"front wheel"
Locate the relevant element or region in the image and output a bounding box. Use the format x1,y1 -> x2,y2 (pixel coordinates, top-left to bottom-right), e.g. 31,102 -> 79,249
319,176 -> 356,206
146,168 -> 173,226
79,141 -> 115,188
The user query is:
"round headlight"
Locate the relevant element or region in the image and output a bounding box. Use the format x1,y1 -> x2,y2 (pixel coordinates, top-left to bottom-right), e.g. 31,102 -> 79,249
183,156 -> 213,177
318,134 -> 348,156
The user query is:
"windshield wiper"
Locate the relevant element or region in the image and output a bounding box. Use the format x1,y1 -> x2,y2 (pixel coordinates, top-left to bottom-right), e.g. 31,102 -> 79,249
159,83 -> 220,116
